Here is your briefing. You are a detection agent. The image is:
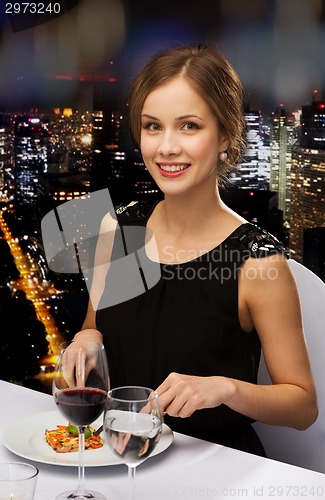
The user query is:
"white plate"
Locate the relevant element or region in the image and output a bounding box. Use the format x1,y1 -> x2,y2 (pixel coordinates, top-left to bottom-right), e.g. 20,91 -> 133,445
2,410 -> 173,467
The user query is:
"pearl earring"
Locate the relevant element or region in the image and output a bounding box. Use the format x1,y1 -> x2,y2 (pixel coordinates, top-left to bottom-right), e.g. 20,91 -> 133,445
219,152 -> 228,162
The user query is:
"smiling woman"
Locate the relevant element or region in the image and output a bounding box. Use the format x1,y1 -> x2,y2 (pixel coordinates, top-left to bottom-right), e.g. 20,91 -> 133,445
139,77 -> 227,195
67,44 -> 318,457
130,44 -> 246,181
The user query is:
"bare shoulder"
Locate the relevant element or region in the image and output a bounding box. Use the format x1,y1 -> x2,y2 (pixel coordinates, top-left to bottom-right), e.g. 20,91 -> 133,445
100,211 -> 118,234
239,253 -> 301,336
240,253 -> 297,296
100,200 -> 145,233
241,251 -> 291,276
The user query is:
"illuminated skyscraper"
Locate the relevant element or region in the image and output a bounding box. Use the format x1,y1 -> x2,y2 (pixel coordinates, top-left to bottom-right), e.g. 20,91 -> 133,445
300,101 -> 325,149
229,111 -> 267,189
290,102 -> 325,268
14,116 -> 49,210
91,107 -> 133,203
89,80 -> 134,203
90,106 -> 159,202
0,122 -> 5,197
131,149 -> 161,199
0,113 -> 13,202
270,107 -> 296,221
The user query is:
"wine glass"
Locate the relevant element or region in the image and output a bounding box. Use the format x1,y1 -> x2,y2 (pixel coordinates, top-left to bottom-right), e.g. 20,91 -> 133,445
53,340 -> 109,500
103,386 -> 162,500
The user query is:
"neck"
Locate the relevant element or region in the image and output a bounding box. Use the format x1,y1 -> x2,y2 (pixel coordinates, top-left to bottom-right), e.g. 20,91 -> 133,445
161,186 -> 225,234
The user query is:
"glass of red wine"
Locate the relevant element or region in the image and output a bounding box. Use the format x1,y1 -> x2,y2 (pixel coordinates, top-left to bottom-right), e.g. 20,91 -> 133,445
53,340 -> 109,500
103,386 -> 162,500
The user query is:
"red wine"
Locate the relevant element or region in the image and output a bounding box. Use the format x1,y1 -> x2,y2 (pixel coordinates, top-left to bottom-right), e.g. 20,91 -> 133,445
55,388 -> 107,426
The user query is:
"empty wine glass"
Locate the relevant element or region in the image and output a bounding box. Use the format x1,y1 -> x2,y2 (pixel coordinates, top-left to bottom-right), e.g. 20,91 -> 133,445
103,386 -> 162,500
53,340 -> 109,500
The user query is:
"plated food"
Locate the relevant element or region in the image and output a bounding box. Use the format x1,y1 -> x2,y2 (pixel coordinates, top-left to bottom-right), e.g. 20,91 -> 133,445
3,410 -> 173,467
45,423 -> 103,453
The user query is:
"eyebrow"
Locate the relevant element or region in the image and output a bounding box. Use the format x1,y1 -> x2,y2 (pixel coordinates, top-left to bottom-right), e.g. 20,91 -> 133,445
141,114 -> 159,121
176,114 -> 204,121
141,113 -> 204,121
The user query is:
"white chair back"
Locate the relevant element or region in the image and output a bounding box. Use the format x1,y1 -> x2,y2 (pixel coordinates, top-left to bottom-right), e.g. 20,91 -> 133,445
254,259 -> 325,473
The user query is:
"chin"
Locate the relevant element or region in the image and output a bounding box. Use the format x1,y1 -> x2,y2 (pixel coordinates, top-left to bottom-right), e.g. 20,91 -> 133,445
157,184 -> 189,197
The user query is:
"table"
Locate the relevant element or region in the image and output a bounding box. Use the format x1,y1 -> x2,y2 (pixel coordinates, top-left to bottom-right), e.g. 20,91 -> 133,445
1,380 -> 325,499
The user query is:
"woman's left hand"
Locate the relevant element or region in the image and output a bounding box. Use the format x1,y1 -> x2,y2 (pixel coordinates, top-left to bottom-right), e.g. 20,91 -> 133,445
156,372 -> 235,418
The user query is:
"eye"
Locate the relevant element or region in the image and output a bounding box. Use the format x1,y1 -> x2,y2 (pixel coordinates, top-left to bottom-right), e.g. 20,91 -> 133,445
182,122 -> 200,131
142,122 -> 161,131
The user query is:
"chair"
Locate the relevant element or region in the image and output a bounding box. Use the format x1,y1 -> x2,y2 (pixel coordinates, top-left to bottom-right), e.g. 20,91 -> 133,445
253,259 -> 325,473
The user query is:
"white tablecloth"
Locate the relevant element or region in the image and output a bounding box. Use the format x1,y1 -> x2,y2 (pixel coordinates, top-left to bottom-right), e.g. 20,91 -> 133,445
1,380 -> 324,499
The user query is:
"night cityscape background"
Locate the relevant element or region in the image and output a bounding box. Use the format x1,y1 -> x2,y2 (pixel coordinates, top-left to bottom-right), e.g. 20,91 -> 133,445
0,0 -> 324,393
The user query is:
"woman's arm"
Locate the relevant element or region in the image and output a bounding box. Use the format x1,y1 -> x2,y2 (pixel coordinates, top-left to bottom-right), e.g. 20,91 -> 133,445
230,253 -> 318,429
157,254 -> 318,429
72,211 -> 118,343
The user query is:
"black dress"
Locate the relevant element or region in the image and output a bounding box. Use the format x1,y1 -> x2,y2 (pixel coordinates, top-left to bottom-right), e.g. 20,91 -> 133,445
96,201 -> 288,456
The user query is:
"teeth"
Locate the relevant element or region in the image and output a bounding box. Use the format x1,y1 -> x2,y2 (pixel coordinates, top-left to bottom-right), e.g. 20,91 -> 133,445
159,164 -> 189,172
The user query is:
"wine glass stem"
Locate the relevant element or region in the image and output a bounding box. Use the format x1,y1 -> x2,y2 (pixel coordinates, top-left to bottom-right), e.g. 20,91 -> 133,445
128,466 -> 136,500
77,426 -> 86,494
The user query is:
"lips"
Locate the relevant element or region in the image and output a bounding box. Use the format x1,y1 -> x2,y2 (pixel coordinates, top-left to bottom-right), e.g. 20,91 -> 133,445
156,163 -> 191,177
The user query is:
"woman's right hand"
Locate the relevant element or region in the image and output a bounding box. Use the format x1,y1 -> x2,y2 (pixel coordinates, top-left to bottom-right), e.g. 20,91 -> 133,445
61,329 -> 104,387
72,328 -> 103,345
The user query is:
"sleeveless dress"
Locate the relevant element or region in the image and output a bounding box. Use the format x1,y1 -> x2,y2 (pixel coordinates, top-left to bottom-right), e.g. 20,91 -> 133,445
96,200 -> 288,456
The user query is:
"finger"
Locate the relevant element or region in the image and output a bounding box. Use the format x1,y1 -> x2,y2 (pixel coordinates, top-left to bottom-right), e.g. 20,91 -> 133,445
62,350 -> 77,387
155,377 -> 172,397
137,388 -> 159,415
75,347 -> 86,387
156,388 -> 176,415
164,393 -> 188,417
177,401 -> 195,419
82,341 -> 100,381
155,376 -> 177,414
84,356 -> 96,383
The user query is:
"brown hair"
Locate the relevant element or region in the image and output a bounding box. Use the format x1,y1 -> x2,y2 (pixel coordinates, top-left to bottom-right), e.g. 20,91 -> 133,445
129,44 -> 247,177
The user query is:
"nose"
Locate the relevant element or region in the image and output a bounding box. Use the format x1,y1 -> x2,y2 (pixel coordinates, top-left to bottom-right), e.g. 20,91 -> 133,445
157,131 -> 181,156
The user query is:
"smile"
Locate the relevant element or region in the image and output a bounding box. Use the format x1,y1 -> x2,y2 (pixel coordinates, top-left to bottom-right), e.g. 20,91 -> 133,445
157,163 -> 190,172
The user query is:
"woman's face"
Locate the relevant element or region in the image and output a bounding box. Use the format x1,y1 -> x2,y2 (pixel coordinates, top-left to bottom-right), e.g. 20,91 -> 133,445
140,77 -> 228,197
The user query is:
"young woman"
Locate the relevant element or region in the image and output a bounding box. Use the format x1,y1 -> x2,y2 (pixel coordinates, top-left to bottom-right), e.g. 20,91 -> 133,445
70,44 -> 318,455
